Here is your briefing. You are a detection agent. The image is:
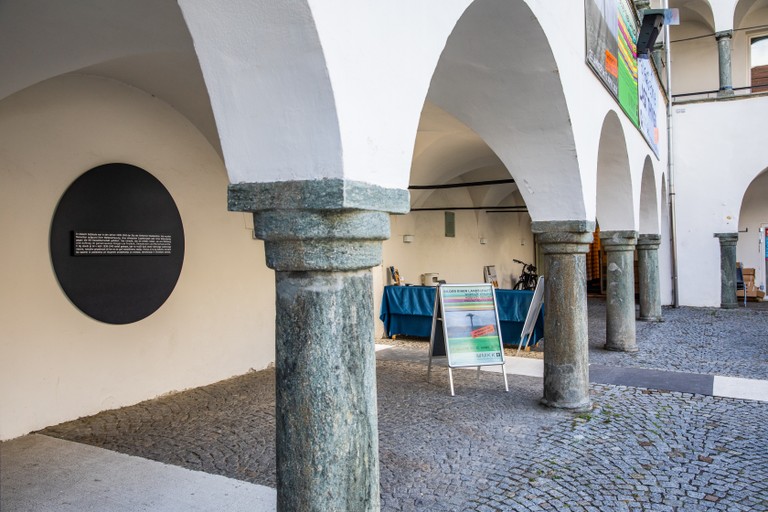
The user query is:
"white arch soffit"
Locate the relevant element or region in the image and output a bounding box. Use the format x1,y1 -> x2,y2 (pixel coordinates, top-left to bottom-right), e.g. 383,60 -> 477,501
596,111 -> 635,231
734,0 -> 768,28
0,0 -> 221,156
178,0 -> 342,185
0,0 -> 191,102
671,0 -> 717,32
412,135 -> 504,188
705,0 -> 739,32
426,0 -> 585,222
411,167 -> 516,210
639,156 -> 661,235
411,102 -> 515,209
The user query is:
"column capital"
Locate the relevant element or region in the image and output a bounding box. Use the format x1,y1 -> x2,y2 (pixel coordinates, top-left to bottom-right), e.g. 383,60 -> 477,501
637,233 -> 662,249
715,30 -> 733,41
532,220 -> 595,254
228,179 -> 410,271
228,178 -> 410,214
599,230 -> 638,251
714,232 -> 738,246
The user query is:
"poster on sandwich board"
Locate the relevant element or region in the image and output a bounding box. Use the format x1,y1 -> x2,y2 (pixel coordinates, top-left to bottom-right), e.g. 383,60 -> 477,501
428,283 -> 508,395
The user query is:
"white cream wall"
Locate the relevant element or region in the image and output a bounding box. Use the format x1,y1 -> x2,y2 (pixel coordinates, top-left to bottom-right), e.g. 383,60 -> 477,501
672,94 -> 768,306
374,209 -> 535,339
0,75 -> 275,440
670,30 -> 720,95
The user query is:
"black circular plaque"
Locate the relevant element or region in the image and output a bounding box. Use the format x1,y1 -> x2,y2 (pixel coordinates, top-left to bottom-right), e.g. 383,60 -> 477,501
50,163 -> 185,324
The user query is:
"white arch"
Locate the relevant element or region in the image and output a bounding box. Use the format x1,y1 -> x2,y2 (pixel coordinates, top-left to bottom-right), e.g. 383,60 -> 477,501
425,0 -> 585,222
639,156 -> 661,235
179,0 -> 342,185
596,111 -> 634,231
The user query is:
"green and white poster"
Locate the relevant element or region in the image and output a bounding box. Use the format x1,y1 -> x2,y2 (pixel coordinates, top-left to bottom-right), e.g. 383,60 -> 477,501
586,0 -> 644,128
617,0 -> 639,125
440,284 -> 505,367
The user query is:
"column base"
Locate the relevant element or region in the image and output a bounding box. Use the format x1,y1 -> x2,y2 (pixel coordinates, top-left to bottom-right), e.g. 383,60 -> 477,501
638,315 -> 663,322
603,343 -> 639,353
721,302 -> 738,309
540,397 -> 592,412
717,88 -> 735,98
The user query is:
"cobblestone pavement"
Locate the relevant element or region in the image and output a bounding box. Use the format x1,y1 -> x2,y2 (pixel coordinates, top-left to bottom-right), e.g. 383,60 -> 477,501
40,301 -> 768,511
587,299 -> 768,380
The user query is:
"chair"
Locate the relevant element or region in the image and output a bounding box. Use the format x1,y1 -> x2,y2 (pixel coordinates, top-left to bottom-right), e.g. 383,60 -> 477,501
736,264 -> 747,307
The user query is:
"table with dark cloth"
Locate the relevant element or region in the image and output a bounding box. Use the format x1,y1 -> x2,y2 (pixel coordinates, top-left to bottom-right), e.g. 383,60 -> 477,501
379,285 -> 544,347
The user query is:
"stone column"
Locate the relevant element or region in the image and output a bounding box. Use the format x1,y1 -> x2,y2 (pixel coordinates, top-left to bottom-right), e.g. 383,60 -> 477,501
714,232 -> 739,309
229,179 -> 409,512
637,234 -> 662,322
599,230 -> 638,352
716,30 -> 734,97
532,220 -> 594,411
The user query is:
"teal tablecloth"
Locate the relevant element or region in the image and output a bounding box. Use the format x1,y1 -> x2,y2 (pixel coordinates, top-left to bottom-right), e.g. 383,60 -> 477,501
380,286 -> 544,347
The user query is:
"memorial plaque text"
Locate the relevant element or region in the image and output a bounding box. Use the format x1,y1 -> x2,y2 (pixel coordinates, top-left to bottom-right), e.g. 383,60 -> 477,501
73,232 -> 172,256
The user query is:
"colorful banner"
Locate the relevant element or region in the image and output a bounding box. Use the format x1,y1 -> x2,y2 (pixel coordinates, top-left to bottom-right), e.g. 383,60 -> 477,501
586,0 -> 619,96
638,57 -> 660,157
586,0 -> 659,150
617,0 -> 639,125
440,285 -> 504,367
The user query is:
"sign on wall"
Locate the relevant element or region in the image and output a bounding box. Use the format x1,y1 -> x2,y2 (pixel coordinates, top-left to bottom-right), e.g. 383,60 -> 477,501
617,0 -> 639,125
586,0 -> 660,157
586,0 -> 620,97
50,163 -> 185,324
638,57 -> 660,156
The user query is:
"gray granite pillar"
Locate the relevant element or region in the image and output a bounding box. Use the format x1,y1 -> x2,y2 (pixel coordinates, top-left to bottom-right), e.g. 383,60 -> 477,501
532,220 -> 594,411
229,179 -> 409,512
637,234 -> 662,322
714,232 -> 739,309
716,30 -> 734,97
600,230 -> 638,352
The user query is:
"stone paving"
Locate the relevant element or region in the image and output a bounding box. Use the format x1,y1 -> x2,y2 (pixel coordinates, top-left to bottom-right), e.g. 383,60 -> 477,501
588,299 -> 768,380
40,299 -> 768,511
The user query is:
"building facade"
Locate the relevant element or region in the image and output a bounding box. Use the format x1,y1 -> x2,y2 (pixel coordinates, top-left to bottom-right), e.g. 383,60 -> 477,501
1,0 -> 766,508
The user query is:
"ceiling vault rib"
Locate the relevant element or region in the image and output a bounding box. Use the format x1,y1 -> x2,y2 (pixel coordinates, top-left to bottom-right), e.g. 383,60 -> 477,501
408,178 -> 516,190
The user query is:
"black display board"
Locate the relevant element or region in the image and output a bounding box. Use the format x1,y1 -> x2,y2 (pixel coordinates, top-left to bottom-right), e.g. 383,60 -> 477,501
50,163 -> 185,324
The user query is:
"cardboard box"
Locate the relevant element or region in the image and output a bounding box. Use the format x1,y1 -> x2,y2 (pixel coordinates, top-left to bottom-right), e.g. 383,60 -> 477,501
743,268 -> 756,276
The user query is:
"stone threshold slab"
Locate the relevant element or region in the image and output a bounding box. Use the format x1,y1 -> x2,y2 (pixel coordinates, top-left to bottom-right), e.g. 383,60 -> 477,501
1,434 -> 276,512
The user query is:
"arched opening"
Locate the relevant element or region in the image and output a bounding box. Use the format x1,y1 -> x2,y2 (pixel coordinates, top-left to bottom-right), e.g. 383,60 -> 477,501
0,0 -> 276,440
737,167 -> 768,298
668,0 -> 718,94
639,157 -> 660,235
381,0 -> 581,295
596,111 -> 634,230
587,110 -> 634,295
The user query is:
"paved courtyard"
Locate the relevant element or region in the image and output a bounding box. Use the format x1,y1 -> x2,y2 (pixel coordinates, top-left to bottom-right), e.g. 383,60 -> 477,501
32,299 -> 768,511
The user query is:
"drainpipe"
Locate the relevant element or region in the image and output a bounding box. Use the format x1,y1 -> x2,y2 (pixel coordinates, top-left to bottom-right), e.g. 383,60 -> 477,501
664,0 -> 680,307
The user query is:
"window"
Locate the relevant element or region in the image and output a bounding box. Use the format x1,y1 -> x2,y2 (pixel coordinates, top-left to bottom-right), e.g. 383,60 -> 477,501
750,35 -> 768,92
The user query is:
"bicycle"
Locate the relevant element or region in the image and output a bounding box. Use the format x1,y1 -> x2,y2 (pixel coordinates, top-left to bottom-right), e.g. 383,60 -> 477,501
512,259 -> 538,291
